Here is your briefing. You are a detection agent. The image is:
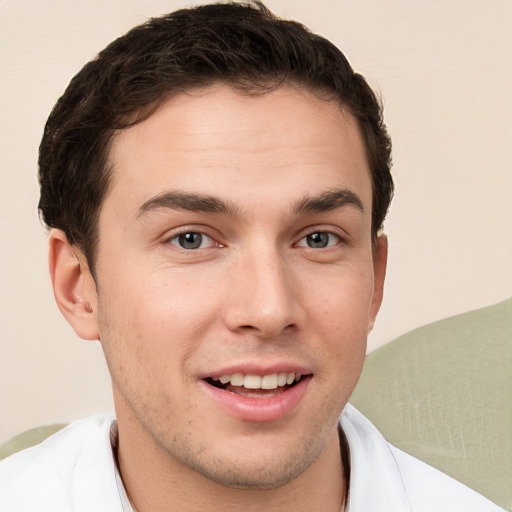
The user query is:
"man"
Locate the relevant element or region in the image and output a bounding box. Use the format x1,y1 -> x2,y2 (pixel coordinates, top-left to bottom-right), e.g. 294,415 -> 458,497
0,2 -> 504,511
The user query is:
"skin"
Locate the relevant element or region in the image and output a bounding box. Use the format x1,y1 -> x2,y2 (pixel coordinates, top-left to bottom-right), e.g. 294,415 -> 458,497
50,84 -> 387,511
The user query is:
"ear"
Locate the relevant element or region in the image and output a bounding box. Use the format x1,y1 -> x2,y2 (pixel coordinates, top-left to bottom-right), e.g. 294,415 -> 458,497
49,229 -> 99,340
368,234 -> 388,333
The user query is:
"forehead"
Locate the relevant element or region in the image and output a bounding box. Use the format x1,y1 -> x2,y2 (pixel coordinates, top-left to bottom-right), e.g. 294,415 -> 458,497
105,84 -> 372,217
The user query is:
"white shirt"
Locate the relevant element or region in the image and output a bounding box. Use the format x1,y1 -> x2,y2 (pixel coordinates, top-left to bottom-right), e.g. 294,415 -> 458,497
0,405 -> 505,511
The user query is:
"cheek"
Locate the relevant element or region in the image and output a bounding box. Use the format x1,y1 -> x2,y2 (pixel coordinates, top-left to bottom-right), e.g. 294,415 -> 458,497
304,266 -> 373,376
98,269 -> 225,364
308,265 -> 375,331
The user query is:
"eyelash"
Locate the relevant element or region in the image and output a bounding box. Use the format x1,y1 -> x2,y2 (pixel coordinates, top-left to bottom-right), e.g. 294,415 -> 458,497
166,229 -> 342,252
296,231 -> 342,249
168,231 -> 219,250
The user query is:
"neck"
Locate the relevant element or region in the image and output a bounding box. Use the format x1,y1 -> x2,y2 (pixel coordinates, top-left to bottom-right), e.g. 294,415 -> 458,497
115,415 -> 347,512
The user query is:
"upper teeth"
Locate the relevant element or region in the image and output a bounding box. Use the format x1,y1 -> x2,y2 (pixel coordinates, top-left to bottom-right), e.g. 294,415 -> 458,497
213,372 -> 301,390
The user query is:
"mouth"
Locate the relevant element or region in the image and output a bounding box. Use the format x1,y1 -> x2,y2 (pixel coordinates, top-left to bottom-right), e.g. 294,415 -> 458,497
201,371 -> 312,422
204,372 -> 306,397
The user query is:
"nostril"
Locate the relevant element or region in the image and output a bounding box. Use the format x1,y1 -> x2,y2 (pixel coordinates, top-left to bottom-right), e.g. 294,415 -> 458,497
238,323 -> 296,336
239,324 -> 258,333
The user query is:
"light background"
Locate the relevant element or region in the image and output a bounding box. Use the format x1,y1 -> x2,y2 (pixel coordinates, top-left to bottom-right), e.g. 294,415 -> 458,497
0,0 -> 510,443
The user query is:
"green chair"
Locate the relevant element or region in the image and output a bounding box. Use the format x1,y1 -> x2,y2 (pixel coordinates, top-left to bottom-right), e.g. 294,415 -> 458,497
351,297 -> 511,511
0,423 -> 67,460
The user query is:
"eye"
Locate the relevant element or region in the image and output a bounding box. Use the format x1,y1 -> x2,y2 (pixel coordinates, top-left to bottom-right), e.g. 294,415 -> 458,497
297,231 -> 340,249
169,232 -> 216,250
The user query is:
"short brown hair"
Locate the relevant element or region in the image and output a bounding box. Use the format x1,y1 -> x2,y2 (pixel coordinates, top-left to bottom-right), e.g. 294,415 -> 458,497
38,1 -> 393,274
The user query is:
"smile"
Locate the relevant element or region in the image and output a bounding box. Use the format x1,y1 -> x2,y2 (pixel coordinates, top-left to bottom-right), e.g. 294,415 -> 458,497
202,371 -> 311,422
207,372 -> 302,391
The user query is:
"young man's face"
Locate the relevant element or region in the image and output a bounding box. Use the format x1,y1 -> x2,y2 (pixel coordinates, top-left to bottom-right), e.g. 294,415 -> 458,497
72,85 -> 386,489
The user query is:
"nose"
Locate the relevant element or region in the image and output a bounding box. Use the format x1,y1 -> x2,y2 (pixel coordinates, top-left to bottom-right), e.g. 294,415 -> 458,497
222,247 -> 302,338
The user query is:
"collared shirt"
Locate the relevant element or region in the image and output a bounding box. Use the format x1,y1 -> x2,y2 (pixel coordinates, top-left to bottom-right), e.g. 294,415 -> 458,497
110,423 -> 134,512
0,405 -> 505,511
114,463 -> 134,512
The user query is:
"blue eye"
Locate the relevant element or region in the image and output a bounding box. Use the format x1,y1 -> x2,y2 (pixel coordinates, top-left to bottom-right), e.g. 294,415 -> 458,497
298,232 -> 340,249
170,232 -> 215,250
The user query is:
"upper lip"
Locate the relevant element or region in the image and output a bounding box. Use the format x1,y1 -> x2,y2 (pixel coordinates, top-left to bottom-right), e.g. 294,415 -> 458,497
199,362 -> 313,380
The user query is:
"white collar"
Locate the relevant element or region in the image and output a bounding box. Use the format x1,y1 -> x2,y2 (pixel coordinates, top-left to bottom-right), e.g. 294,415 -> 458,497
342,404 -> 411,511
110,421 -> 136,512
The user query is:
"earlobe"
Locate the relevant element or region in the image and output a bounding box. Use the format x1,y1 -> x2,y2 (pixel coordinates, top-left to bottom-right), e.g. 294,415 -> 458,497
49,230 -> 99,340
368,234 -> 388,333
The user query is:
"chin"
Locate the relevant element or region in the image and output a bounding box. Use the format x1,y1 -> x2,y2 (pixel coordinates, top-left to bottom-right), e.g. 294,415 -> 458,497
183,433 -> 327,491
195,458 -> 307,491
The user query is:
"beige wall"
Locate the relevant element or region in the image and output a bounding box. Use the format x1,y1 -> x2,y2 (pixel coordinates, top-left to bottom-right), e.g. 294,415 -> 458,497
1,0 -> 510,444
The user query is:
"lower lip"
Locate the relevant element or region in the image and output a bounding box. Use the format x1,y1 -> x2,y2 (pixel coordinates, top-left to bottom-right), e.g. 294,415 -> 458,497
201,377 -> 311,423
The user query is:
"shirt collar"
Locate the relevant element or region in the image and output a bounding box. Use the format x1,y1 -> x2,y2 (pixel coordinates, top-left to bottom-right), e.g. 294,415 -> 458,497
341,404 -> 412,511
110,421 -> 135,512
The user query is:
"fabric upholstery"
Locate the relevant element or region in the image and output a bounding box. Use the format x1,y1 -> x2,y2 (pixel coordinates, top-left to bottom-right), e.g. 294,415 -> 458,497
351,298 -> 512,511
0,424 -> 66,461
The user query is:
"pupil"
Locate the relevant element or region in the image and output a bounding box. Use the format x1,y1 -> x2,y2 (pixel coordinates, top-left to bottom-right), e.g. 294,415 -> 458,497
307,232 -> 328,248
179,233 -> 202,249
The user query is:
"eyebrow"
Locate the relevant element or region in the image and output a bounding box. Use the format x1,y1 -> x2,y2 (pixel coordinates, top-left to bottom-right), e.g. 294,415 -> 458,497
294,189 -> 365,215
136,191 -> 242,219
136,188 -> 364,220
